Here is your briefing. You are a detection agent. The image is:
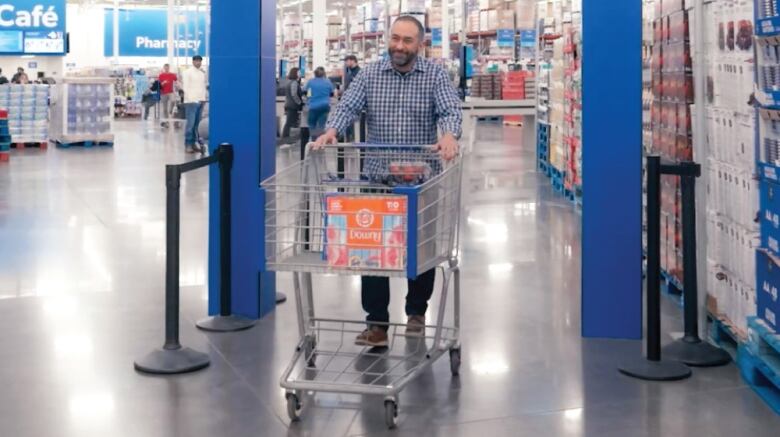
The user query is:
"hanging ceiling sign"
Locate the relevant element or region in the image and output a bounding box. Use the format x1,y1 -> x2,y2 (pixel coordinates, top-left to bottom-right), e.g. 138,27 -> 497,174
104,8 -> 206,57
0,0 -> 67,55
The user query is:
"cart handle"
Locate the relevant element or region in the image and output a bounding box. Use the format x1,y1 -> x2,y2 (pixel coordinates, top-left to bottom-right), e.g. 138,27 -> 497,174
306,142 -> 438,152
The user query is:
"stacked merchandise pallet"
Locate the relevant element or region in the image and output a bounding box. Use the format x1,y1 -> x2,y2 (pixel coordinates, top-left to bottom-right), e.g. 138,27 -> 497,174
466,0 -> 522,61
0,109 -> 9,162
0,84 -> 50,148
643,1 -> 656,254
536,3 -> 556,175
427,0 -> 444,59
326,17 -> 346,73
351,1 -> 389,66
280,13 -> 310,76
503,70 -> 532,125
650,0 -> 693,288
562,6 -> 581,203
50,78 -> 115,148
702,0 -> 757,347
471,73 -> 503,100
548,16 -> 565,188
535,0 -> 580,204
643,0 -> 655,154
748,0 -> 780,413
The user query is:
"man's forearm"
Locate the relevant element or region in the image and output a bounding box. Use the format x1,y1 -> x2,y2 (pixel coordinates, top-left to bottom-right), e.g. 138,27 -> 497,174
439,116 -> 463,140
325,105 -> 356,135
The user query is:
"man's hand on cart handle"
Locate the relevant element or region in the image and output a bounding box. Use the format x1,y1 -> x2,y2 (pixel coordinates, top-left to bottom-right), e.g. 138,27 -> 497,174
437,133 -> 459,162
312,128 -> 339,150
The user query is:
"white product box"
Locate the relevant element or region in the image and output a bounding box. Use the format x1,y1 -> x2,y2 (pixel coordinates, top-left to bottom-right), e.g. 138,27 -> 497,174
401,0 -> 426,13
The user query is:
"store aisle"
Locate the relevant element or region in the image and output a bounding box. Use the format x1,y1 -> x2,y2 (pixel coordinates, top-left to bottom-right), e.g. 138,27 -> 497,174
0,119 -> 778,437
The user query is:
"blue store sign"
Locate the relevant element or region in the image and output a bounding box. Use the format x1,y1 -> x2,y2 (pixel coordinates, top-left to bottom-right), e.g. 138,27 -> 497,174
104,9 -> 206,57
519,30 -> 537,47
431,28 -> 442,47
0,0 -> 67,55
497,29 -> 515,48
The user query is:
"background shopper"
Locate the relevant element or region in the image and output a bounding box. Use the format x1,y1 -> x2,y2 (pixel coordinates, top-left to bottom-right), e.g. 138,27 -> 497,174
142,79 -> 161,120
11,67 -> 23,84
159,63 -> 179,128
304,67 -> 334,137
181,55 -> 208,154
282,67 -> 304,138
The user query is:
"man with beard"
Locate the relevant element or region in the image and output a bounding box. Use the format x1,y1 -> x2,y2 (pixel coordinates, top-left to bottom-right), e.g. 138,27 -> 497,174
313,15 -> 462,347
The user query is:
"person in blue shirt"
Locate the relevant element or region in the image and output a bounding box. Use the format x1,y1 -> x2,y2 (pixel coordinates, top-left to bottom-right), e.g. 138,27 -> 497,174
304,67 -> 334,136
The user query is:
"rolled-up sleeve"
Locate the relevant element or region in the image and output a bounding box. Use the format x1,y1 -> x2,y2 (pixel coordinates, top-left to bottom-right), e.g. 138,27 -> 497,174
326,69 -> 367,135
433,69 -> 463,140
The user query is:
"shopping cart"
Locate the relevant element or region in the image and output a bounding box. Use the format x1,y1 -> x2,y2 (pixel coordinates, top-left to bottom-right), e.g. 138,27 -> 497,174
260,143 -> 463,428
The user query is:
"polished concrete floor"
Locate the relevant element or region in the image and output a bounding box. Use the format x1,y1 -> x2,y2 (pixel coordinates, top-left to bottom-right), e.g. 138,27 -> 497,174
0,119 -> 778,436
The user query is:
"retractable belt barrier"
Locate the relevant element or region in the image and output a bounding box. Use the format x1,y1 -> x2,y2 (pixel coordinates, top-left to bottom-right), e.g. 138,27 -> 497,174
618,156 -> 729,381
135,143 -> 256,375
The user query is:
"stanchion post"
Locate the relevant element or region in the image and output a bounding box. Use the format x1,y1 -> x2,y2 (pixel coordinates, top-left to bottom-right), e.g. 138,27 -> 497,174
197,144 -> 258,331
300,126 -> 310,161
618,155 -> 692,381
646,155 -> 662,362
135,165 -> 211,374
661,162 -> 730,366
359,112 -> 366,142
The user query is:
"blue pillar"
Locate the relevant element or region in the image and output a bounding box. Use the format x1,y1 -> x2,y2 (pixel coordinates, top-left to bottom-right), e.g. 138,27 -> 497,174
208,0 -> 276,318
581,1 -> 642,339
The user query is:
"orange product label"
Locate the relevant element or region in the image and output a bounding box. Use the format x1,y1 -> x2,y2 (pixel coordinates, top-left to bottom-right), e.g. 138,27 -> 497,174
325,195 -> 408,269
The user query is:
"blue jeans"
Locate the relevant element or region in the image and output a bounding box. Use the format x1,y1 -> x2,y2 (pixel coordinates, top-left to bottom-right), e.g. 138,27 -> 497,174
184,102 -> 203,146
307,107 -> 329,136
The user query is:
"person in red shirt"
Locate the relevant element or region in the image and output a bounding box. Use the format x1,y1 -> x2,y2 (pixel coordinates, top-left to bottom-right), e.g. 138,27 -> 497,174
158,64 -> 178,128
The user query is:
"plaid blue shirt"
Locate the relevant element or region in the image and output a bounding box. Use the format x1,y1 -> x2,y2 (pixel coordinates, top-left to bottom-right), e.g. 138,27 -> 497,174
326,57 -> 463,144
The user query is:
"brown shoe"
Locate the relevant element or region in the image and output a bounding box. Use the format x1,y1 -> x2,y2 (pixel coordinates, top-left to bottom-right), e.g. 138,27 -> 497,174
355,326 -> 388,347
405,315 -> 426,337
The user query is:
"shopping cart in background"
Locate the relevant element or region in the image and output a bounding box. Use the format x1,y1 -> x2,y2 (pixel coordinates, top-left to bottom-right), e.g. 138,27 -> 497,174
260,143 -> 463,428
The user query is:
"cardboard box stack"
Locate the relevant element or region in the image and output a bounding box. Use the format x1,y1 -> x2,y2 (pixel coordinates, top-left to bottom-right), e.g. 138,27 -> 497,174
548,35 -> 566,172
563,10 -> 582,193
0,109 -> 9,162
700,0 -> 758,334
650,0 -> 694,284
0,84 -> 50,146
471,74 -> 502,100
327,16 -> 345,72
752,0 -> 780,333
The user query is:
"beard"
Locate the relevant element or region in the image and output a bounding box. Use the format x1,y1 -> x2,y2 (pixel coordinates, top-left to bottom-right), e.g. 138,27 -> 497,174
389,48 -> 417,68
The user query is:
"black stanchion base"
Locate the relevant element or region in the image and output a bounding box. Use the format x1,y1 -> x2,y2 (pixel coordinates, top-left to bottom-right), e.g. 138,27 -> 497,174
618,358 -> 692,381
662,338 -> 731,367
134,346 -> 210,375
276,292 -> 287,304
196,315 -> 256,332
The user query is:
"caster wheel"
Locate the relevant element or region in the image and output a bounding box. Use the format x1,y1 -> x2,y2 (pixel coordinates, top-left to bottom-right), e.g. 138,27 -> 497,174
450,347 -> 461,376
384,400 -> 398,429
286,392 -> 301,422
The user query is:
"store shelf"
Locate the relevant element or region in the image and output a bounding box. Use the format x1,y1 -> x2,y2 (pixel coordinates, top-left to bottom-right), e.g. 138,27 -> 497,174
351,32 -> 383,40
466,30 -> 497,38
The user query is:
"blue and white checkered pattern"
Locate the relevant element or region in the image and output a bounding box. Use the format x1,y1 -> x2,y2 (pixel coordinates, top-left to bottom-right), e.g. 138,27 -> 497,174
327,57 -> 461,183
326,57 -> 463,144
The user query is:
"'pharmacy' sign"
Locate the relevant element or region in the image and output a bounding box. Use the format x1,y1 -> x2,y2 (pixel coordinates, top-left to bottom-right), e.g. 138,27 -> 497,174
104,8 -> 206,57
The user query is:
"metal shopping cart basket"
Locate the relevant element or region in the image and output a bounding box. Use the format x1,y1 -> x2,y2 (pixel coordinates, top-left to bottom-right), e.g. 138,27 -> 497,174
260,143 -> 463,428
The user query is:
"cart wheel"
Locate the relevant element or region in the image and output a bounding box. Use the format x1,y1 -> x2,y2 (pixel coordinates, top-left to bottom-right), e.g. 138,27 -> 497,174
286,392 -> 301,422
449,347 -> 461,376
384,400 -> 398,429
